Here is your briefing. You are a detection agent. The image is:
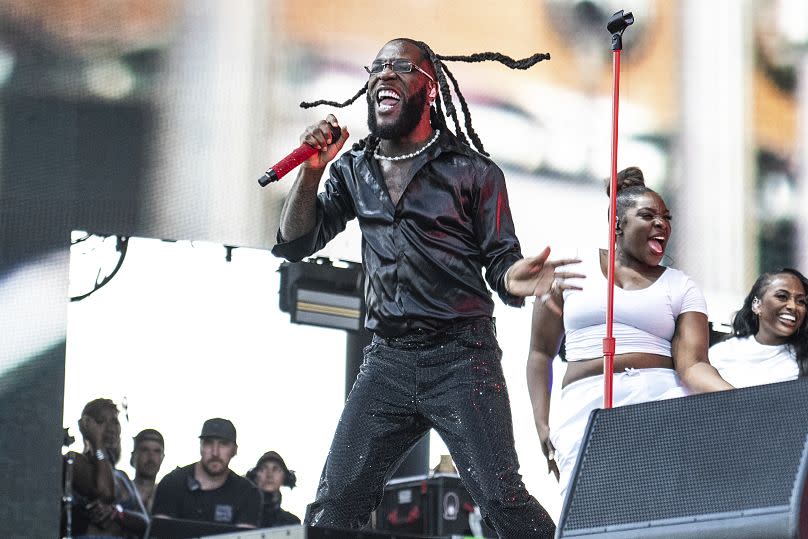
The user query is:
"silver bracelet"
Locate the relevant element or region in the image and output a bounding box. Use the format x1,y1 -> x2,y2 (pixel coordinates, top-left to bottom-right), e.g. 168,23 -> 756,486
95,449 -> 106,461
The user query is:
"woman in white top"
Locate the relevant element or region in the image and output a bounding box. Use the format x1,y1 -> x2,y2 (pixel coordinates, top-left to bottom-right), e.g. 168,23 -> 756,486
709,268 -> 807,387
526,167 -> 733,500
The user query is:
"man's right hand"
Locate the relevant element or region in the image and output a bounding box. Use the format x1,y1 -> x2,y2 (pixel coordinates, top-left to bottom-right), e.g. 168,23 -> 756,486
300,114 -> 349,171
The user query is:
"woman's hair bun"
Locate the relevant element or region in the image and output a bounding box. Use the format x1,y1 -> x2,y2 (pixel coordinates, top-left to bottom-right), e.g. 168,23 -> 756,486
605,166 -> 645,196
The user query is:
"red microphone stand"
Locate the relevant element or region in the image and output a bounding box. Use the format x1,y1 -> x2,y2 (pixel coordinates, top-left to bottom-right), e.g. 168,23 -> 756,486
603,10 -> 634,409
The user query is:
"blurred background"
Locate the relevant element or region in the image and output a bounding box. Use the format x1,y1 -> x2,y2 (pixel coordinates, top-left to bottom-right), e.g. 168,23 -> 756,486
2,0 -> 808,535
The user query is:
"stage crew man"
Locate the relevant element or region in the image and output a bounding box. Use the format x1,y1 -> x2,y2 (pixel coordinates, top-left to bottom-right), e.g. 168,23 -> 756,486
151,418 -> 261,528
131,428 -> 165,513
272,37 -> 579,538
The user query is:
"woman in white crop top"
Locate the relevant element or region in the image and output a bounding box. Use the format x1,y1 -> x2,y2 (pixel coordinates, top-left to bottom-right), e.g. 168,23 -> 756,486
526,167 -> 733,502
709,268 -> 807,387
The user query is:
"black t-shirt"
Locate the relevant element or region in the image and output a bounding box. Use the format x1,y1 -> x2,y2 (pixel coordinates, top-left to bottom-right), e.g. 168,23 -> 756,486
152,464 -> 261,526
259,496 -> 301,528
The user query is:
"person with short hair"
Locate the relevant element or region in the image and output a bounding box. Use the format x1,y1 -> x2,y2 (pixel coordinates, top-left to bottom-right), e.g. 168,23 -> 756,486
131,429 -> 165,513
709,268 -> 808,387
151,418 -> 261,527
246,451 -> 301,528
62,398 -> 149,538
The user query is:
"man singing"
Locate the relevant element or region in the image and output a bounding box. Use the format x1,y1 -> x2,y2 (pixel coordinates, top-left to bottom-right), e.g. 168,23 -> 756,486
272,38 -> 578,538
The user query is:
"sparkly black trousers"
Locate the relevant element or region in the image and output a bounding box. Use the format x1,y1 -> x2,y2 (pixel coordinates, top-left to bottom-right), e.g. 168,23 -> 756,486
305,317 -> 556,538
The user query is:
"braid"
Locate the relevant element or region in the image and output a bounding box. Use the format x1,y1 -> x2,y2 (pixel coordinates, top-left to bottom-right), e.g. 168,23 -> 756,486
413,42 -> 456,116
429,106 -> 446,130
405,40 -> 461,133
301,81 -> 376,155
300,39 -> 550,156
300,83 -> 368,109
352,134 -> 381,156
438,66 -> 469,147
437,51 -> 550,69
351,137 -> 367,152
405,40 -> 469,149
365,135 -> 381,156
411,41 -> 549,154
441,63 -> 486,156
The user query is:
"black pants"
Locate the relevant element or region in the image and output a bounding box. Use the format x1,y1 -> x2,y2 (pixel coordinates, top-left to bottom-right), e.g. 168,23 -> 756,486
305,317 -> 555,538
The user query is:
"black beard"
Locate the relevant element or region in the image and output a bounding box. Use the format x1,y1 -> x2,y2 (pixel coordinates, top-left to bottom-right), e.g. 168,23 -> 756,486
367,85 -> 428,140
201,459 -> 228,477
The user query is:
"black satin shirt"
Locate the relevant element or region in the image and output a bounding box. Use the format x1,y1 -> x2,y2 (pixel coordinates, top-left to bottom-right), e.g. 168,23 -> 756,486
272,130 -> 524,337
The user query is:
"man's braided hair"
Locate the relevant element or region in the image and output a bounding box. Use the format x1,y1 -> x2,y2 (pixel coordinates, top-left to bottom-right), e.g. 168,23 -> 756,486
300,38 -> 549,157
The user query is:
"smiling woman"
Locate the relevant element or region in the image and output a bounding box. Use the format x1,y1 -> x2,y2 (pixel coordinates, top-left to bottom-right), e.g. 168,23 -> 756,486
526,166 -> 734,503
709,268 -> 808,387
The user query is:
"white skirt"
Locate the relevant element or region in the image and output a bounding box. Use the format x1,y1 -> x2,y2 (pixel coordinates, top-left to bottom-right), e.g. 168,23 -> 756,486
549,368 -> 688,501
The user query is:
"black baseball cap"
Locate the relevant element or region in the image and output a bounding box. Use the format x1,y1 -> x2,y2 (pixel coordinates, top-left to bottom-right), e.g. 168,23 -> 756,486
133,428 -> 164,448
199,418 -> 237,443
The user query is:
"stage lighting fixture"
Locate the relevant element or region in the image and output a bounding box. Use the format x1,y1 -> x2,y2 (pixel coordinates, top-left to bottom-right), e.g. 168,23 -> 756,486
278,257 -> 365,331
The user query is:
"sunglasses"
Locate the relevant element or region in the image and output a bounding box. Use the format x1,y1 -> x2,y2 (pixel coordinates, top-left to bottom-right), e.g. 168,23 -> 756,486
364,59 -> 435,83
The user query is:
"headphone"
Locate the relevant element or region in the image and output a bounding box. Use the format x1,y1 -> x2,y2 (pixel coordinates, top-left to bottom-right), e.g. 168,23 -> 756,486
284,469 -> 297,488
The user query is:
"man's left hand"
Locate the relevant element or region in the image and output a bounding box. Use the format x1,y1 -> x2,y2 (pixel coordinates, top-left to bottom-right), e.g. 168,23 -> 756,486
505,247 -> 583,309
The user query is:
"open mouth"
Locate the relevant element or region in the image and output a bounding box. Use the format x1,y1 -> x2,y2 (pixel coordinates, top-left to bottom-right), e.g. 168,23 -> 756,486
376,88 -> 401,113
778,312 -> 797,326
648,235 -> 666,256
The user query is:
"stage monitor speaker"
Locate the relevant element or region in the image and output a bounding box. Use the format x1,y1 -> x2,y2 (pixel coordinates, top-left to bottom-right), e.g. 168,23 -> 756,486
557,378 -> 808,538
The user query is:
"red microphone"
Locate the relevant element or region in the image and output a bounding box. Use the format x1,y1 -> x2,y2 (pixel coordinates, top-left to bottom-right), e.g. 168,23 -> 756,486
258,124 -> 343,187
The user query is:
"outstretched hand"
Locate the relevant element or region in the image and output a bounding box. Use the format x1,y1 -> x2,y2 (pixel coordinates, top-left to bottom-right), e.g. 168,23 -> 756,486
505,247 -> 584,315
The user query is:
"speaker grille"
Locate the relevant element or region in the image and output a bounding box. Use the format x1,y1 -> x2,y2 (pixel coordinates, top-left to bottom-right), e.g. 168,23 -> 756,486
562,378 -> 808,531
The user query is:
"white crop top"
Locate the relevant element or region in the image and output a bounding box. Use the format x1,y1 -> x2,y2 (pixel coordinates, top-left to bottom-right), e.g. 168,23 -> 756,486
562,249 -> 708,361
709,336 -> 799,388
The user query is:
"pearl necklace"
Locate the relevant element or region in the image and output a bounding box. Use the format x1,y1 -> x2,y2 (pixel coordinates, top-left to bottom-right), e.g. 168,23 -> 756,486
374,129 -> 441,161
